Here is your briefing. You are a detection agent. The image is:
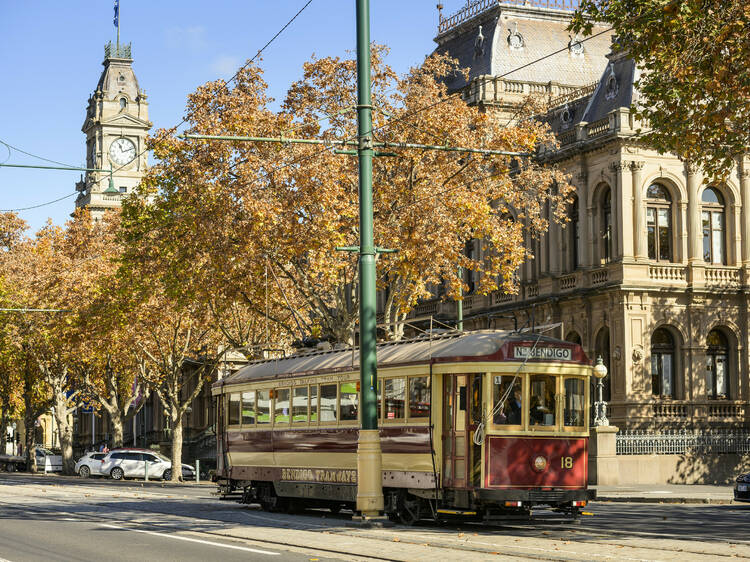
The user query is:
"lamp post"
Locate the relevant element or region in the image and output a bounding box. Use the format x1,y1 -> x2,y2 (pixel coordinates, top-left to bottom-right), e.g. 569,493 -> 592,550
593,356 -> 609,426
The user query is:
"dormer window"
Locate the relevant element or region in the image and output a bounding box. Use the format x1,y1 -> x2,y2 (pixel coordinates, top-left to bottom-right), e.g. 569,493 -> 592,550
119,97 -> 127,110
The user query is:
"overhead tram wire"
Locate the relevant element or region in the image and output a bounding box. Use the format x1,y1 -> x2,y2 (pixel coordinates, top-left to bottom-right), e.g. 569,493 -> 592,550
0,0 -> 316,215
0,192 -> 78,213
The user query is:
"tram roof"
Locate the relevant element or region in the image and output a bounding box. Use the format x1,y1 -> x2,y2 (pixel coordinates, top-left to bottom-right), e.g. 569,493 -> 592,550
217,330 -> 588,387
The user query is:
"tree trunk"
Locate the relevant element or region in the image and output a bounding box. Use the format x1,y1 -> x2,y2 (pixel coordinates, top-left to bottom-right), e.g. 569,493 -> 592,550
24,413 -> 36,473
52,395 -> 75,475
170,418 -> 183,482
110,415 -> 124,449
0,408 -> 8,456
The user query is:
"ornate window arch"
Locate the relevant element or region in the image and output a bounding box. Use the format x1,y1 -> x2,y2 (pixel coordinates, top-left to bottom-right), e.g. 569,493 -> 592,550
702,187 -> 726,264
706,329 -> 729,399
565,331 -> 582,346
646,183 -> 673,261
651,328 -> 675,397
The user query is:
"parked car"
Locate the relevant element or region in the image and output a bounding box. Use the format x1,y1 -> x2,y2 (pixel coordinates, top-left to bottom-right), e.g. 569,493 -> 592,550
735,472 -> 750,502
34,447 -> 62,472
74,452 -> 107,478
100,449 -> 196,481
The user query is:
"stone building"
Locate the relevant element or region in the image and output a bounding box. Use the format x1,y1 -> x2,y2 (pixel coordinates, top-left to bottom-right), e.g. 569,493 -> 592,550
415,0 -> 750,431
74,41 -> 151,219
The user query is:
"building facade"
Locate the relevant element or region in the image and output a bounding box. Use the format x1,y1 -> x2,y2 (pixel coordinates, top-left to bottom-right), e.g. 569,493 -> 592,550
416,0 -> 750,431
74,42 -> 151,219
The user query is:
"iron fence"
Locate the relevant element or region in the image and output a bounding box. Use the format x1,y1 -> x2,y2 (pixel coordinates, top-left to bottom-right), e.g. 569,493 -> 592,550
616,429 -> 750,455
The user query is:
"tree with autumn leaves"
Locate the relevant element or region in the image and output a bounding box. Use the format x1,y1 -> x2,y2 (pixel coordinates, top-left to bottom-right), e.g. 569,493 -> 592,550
571,0 -> 750,179
138,47 -> 572,345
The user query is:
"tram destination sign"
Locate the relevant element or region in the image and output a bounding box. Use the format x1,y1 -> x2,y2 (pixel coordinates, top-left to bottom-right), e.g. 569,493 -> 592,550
513,345 -> 572,361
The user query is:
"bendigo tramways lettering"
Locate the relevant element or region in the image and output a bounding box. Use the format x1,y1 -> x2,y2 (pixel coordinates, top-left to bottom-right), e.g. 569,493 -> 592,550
280,467 -> 358,484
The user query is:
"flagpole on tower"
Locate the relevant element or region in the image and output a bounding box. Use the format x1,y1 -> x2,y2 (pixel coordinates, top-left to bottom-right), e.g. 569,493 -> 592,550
114,0 -> 120,49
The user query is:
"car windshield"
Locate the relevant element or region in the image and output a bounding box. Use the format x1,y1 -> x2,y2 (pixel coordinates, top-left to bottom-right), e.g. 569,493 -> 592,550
36,448 -> 53,455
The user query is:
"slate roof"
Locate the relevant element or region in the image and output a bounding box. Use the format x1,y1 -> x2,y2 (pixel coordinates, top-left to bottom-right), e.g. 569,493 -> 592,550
434,3 -> 613,92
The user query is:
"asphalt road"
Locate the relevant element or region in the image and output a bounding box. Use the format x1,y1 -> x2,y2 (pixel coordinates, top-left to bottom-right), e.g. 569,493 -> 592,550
0,473 -> 748,561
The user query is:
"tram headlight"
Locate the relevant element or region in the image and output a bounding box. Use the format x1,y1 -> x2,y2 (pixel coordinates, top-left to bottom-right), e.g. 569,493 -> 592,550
532,455 -> 548,472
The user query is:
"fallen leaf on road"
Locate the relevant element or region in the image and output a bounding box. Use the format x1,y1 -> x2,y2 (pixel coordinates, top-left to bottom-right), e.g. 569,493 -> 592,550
458,533 -> 464,538
541,531 -> 549,535
393,538 -> 400,542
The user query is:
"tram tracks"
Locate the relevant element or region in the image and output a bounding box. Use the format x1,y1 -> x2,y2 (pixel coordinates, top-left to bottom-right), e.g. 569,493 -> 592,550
0,481 -> 746,561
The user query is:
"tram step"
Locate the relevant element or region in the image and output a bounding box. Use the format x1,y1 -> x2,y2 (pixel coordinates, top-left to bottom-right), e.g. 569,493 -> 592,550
436,509 -> 478,516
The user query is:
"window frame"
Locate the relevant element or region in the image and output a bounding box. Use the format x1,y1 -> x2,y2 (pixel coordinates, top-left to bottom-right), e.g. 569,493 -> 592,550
706,329 -> 729,400
645,183 -> 673,262
701,187 -> 726,265
651,328 -> 676,398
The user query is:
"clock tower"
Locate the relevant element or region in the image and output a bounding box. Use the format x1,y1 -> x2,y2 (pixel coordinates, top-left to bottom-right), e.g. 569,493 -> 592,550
75,41 -> 151,219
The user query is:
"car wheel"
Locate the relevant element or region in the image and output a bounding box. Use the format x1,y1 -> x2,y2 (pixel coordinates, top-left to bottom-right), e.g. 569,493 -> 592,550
110,467 -> 124,481
162,469 -> 172,481
79,465 -> 91,479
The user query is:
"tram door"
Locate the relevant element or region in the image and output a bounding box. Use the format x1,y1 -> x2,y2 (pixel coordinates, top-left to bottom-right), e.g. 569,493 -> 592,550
443,374 -> 483,489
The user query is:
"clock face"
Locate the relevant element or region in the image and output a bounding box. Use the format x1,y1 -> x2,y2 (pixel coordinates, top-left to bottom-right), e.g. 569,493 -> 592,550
109,137 -> 136,166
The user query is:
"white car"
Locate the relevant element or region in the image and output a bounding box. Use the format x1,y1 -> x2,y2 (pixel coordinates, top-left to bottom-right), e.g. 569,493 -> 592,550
74,452 -> 107,478
100,449 -> 196,481
34,447 -> 62,472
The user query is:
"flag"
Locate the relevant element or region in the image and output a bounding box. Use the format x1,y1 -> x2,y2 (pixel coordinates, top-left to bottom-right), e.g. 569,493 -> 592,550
113,0 -> 119,28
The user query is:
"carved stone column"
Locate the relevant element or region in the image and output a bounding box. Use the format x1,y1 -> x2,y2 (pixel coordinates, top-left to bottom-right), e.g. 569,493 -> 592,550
686,161 -> 703,263
740,161 -> 750,265
611,161 -> 632,260
577,171 -> 589,267
631,161 -> 646,260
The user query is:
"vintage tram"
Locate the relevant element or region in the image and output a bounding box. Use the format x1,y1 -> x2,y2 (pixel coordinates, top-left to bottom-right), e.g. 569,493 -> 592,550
213,330 -> 596,523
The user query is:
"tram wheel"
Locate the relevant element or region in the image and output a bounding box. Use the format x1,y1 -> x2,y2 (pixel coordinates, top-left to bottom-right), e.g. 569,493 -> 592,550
390,491 -> 422,526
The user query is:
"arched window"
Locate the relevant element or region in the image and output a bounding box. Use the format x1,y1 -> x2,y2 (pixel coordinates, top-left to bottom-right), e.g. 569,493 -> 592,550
651,328 -> 675,397
646,183 -> 672,261
702,187 -> 725,264
600,188 -> 612,264
119,97 -> 127,110
565,331 -> 582,346
706,329 -> 729,399
569,197 -> 579,270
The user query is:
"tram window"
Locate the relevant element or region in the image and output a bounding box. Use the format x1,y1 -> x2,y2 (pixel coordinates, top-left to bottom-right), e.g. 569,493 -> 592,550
310,385 -> 319,422
492,376 -> 522,425
529,374 -> 556,426
275,388 -> 290,423
320,384 -> 337,422
292,386 -> 308,423
409,377 -> 430,419
257,390 -> 271,424
384,378 -> 406,419
339,382 -> 358,421
228,393 -> 241,426
564,378 -> 585,427
241,391 -> 256,425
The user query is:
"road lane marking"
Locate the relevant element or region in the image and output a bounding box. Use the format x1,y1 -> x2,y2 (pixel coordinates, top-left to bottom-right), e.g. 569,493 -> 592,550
98,523 -> 280,555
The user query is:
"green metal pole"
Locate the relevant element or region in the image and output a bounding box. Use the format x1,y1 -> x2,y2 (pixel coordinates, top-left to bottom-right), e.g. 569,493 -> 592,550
355,0 -> 383,518
457,266 -> 464,331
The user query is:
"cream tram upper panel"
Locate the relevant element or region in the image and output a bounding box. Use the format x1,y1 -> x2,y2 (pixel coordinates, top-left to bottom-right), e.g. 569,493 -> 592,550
216,331 -> 590,390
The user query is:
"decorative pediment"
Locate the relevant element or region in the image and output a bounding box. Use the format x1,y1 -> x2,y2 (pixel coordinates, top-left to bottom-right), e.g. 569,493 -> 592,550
100,113 -> 151,129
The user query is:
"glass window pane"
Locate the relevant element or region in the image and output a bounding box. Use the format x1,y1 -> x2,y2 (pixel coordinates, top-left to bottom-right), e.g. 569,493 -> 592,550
658,208 -> 671,261
409,377 -> 430,419
310,385 -> 318,422
292,386 -> 308,422
493,375 -> 522,425
661,354 -> 673,397
228,393 -> 240,425
716,355 -> 727,396
274,388 -> 290,423
529,374 -> 556,427
320,384 -> 337,422
339,382 -> 358,421
257,390 -> 271,424
651,353 -> 661,395
647,223 -> 656,259
564,378 -> 584,427
384,378 -> 406,419
241,391 -> 255,425
712,212 -> 723,264
702,211 -> 711,262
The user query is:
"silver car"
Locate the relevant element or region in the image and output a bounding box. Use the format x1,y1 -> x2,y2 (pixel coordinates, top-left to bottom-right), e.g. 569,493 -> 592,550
100,449 -> 195,481
74,452 -> 107,478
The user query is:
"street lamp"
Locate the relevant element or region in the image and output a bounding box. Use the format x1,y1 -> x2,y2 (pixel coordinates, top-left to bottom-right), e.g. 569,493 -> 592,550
593,356 -> 609,426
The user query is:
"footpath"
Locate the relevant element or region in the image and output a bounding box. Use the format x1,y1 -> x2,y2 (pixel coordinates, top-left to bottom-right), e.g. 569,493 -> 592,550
593,483 -> 736,504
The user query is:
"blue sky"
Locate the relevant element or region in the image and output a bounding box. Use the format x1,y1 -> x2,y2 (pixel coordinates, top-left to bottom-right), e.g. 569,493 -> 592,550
0,1 -> 467,232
